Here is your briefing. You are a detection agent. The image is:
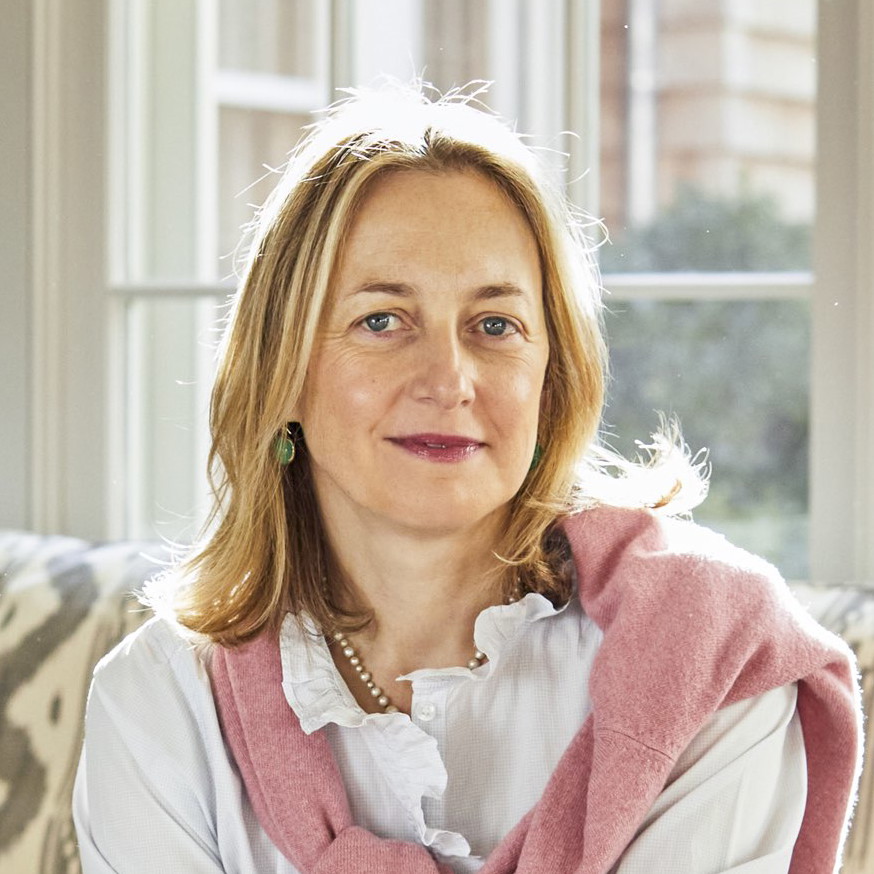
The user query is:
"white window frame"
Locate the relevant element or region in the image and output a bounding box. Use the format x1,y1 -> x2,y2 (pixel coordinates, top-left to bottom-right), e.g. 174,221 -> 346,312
8,0 -> 873,587
809,0 -> 874,586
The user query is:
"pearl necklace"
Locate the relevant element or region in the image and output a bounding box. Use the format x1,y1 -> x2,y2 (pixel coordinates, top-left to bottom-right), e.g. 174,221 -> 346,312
328,588 -> 520,715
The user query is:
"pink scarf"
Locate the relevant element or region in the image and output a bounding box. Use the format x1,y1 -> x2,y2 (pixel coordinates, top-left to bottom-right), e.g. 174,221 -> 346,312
211,507 -> 862,873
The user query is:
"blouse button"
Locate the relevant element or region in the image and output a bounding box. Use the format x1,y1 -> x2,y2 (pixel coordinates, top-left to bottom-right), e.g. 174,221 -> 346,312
414,701 -> 437,722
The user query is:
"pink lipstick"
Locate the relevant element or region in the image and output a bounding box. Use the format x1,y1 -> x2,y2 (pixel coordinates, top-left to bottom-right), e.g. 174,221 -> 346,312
389,433 -> 484,463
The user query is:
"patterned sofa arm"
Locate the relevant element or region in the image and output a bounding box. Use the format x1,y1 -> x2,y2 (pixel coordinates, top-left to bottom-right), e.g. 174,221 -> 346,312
0,531 -> 165,874
790,583 -> 874,874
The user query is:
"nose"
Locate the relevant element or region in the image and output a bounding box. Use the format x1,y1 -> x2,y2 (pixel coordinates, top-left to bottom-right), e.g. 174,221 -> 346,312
409,330 -> 476,409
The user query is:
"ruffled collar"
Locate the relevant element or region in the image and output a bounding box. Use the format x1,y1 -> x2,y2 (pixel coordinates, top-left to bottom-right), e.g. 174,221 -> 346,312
279,591 -> 568,734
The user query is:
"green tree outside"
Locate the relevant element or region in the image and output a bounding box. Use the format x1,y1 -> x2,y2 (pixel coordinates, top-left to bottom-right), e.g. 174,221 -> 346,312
600,187 -> 810,578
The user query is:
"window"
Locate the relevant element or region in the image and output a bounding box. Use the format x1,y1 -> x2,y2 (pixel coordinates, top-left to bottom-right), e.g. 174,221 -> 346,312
15,0 -> 874,587
107,0 -> 575,544
599,0 -> 816,578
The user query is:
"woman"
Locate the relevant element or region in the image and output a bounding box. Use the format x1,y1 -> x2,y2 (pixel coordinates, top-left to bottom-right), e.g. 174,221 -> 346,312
74,87 -> 861,873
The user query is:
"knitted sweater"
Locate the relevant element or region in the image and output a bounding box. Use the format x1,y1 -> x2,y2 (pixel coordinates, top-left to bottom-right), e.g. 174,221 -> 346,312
211,506 -> 863,873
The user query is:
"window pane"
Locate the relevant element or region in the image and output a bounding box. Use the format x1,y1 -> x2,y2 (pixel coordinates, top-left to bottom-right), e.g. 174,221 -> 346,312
219,0 -> 322,77
350,0 -> 567,147
123,296 -> 221,541
604,298 -> 810,579
218,107 -> 310,267
600,0 -> 817,271
351,0 -> 490,91
422,0 -> 489,91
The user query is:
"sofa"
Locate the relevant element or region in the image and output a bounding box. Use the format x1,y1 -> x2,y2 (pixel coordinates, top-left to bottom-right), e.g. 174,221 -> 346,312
1,529 -> 872,873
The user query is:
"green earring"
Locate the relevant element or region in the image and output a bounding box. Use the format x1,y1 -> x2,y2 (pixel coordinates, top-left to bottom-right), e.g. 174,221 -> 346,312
529,443 -> 543,472
275,424 -> 297,465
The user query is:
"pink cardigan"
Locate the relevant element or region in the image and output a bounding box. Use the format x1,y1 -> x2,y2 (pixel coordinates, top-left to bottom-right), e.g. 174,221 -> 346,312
211,507 -> 862,873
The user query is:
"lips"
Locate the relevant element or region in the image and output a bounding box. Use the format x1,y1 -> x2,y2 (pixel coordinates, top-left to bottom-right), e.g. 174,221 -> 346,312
389,433 -> 485,463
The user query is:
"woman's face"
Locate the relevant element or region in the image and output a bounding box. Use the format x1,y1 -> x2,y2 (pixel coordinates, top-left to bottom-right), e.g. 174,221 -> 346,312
297,169 -> 549,539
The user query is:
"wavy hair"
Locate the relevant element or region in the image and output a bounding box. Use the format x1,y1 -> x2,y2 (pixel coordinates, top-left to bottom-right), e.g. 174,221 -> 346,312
147,85 -> 704,644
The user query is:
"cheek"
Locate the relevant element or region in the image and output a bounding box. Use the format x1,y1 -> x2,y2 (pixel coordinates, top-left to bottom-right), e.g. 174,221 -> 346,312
485,361 -> 548,437
303,350 -> 391,432
336,357 -> 392,414
504,355 -> 549,406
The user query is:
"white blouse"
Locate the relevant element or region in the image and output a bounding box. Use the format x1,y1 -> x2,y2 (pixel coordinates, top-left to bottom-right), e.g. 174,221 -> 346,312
74,592 -> 807,873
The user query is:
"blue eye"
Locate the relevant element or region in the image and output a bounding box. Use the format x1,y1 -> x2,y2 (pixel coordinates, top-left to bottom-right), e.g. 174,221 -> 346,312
363,313 -> 395,332
481,316 -> 516,336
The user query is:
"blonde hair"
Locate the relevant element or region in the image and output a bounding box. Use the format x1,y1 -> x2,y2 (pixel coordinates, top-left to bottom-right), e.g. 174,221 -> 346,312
149,85 -> 701,644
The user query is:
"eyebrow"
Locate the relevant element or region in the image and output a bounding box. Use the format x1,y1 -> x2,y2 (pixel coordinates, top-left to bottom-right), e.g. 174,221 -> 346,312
352,281 -> 530,301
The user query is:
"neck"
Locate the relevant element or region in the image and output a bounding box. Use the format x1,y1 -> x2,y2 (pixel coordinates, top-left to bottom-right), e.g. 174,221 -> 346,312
321,504 -> 511,676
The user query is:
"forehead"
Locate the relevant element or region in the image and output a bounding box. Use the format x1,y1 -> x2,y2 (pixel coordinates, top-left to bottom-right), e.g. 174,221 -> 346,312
332,168 -> 542,289
351,167 -> 531,233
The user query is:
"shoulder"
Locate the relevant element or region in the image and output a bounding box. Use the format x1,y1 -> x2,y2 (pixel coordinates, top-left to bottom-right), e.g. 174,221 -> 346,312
561,505 -> 789,623
82,616 -> 230,804
561,506 -> 849,688
78,623 -> 240,871
89,615 -> 215,721
562,506 -> 853,729
562,504 -> 779,579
